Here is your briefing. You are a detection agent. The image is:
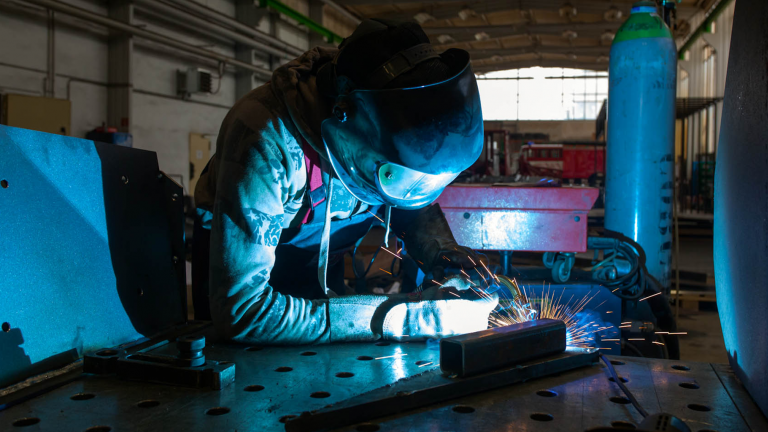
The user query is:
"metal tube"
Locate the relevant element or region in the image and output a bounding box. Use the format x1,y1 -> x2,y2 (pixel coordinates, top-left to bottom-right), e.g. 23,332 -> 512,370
22,0 -> 273,79
162,0 -> 304,56
440,319 -> 566,377
134,0 -> 295,59
318,0 -> 361,25
46,9 -> 54,97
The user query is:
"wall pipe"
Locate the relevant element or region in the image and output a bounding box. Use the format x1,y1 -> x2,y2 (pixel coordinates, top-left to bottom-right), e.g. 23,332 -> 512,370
46,9 -> 54,97
259,0 -> 343,44
677,0 -> 734,58
318,0 -> 361,25
134,0 -> 296,60
163,0 -> 304,56
22,0 -> 273,80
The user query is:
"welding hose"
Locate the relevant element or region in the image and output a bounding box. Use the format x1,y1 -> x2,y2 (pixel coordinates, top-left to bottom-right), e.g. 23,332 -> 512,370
600,353 -> 648,418
590,236 -> 646,301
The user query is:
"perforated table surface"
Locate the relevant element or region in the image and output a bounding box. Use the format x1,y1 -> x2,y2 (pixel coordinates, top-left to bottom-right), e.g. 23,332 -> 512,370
2,326 -> 765,432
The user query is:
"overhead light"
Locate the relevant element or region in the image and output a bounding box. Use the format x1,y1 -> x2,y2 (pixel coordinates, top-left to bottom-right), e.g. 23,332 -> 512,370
562,30 -> 578,40
596,55 -> 609,63
413,12 -> 435,24
559,2 -> 577,18
600,31 -> 615,44
491,55 -> 504,62
604,6 -> 623,22
475,32 -> 490,41
436,34 -> 455,44
567,52 -> 577,60
458,7 -> 477,21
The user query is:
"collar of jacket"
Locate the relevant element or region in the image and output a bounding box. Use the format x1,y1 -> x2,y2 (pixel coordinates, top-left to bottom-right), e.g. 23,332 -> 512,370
271,47 -> 338,161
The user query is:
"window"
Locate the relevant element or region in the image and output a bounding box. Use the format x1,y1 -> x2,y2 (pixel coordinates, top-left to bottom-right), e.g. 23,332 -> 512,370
477,67 -> 609,121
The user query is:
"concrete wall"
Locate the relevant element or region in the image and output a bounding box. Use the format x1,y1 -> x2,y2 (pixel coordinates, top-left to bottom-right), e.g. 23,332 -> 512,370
484,120 -> 596,142
0,0 -> 358,193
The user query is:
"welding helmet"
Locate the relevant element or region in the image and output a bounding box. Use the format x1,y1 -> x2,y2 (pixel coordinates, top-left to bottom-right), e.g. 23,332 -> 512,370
317,20 -> 483,209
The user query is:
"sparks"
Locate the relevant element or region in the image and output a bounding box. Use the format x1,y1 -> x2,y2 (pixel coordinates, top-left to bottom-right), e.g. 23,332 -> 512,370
467,255 -> 477,266
375,354 -> 408,360
431,279 -> 444,287
367,210 -> 384,223
379,268 -> 392,275
379,247 -> 402,260
639,292 -> 662,302
418,362 -> 433,367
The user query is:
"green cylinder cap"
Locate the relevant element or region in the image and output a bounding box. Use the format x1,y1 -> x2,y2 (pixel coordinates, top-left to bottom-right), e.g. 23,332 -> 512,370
613,1 -> 673,43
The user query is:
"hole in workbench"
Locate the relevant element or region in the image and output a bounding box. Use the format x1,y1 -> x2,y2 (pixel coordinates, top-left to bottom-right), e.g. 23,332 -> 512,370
679,382 -> 700,390
610,396 -> 631,405
610,421 -> 637,429
609,377 -> 629,383
300,351 -> 317,356
12,417 -> 40,427
687,404 -> 711,412
452,405 -> 475,414
279,415 -> 297,423
1,180 -> 8,189
310,391 -> 330,398
137,400 -> 160,408
355,424 -> 380,432
275,367 -> 293,372
245,346 -> 264,352
357,356 -> 373,361
530,413 -> 554,422
610,360 -> 625,366
2,322 -> 10,332
244,385 -> 265,392
336,372 -> 354,378
536,390 -> 558,397
218,361 -> 232,365
415,360 -> 430,366
97,349 -> 118,356
672,364 -> 691,371
70,393 -> 96,401
375,341 -> 390,346
85,426 -> 111,432
206,407 -> 230,416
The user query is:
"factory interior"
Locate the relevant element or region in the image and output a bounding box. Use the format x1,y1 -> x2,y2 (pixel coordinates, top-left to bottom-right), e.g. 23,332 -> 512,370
1,0 -> 766,431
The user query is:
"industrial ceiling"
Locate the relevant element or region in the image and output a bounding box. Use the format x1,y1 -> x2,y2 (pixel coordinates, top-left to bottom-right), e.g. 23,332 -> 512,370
333,0 -> 718,73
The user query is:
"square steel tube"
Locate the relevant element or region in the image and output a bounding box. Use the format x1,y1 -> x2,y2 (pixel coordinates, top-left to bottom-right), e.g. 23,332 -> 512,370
440,319 -> 566,377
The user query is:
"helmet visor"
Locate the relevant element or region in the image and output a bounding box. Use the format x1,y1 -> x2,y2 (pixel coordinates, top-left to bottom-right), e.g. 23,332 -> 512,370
376,162 -> 457,208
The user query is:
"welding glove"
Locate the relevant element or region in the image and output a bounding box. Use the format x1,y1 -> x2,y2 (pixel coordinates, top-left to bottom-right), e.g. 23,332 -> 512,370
328,276 -> 498,342
403,204 -> 481,281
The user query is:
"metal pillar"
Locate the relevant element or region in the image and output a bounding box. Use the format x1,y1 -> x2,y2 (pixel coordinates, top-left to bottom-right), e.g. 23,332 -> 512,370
107,0 -> 133,133
235,0 -> 271,100
308,0 -> 326,48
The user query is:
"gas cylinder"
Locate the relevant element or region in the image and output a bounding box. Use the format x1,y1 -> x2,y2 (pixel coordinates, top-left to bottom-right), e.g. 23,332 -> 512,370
605,1 -> 677,289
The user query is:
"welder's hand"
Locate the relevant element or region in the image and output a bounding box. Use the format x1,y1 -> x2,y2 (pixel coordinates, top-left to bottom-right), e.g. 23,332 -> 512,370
381,279 -> 498,341
403,204 -> 480,278
431,245 -> 481,281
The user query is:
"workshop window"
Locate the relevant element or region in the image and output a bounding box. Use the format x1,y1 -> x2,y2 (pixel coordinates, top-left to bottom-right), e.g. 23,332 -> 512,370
477,67 -> 608,121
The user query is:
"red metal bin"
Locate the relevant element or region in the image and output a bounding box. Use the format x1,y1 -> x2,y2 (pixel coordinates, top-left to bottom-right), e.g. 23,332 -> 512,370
436,185 -> 599,253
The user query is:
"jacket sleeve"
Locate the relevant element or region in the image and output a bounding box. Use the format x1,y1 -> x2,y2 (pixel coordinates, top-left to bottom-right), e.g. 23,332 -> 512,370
208,113 -> 331,345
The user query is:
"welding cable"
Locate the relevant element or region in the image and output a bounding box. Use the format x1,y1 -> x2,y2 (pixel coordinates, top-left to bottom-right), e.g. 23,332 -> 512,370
600,353 -> 649,418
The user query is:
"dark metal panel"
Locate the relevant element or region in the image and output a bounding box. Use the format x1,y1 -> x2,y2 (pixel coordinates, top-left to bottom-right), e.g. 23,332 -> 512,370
440,319 -> 566,377
0,125 -> 185,389
713,0 -> 768,419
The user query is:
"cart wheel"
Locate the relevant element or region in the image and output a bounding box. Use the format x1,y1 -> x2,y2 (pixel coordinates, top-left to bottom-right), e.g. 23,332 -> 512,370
543,252 -> 557,269
552,259 -> 571,283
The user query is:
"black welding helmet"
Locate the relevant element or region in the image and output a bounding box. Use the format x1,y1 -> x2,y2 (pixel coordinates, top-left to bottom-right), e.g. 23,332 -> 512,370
318,19 -> 483,209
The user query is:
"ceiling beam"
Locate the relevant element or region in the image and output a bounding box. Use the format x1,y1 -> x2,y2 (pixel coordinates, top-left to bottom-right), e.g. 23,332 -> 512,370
464,45 -> 611,57
472,58 -> 607,73
422,20 -> 623,35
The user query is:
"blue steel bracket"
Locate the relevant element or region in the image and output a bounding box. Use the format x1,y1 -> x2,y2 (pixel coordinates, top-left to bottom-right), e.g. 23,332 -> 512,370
83,346 -> 235,391
0,125 -> 187,389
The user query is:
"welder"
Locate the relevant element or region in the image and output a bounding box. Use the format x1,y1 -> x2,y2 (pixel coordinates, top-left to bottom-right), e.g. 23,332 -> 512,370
193,19 -> 497,345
